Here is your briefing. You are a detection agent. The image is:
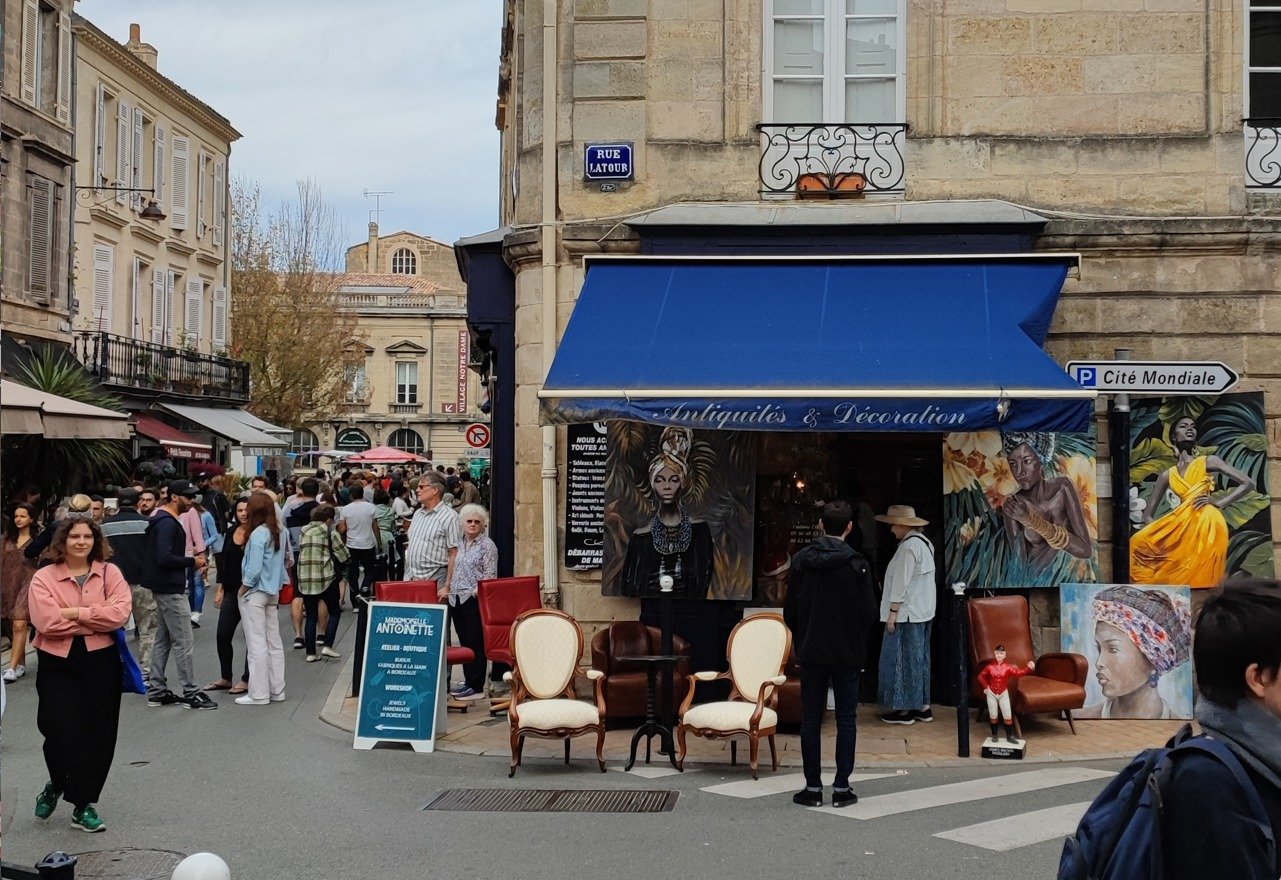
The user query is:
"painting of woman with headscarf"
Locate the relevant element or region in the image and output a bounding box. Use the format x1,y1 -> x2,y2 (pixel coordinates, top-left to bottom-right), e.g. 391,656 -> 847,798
601,424 -> 755,600
1061,583 -> 1194,720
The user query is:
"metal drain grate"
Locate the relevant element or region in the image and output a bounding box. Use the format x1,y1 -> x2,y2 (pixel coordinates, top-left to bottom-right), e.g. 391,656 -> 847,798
69,849 -> 186,880
424,788 -> 678,813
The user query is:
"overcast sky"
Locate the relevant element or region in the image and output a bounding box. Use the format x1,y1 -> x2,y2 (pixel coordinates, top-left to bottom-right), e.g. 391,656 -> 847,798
77,0 -> 503,249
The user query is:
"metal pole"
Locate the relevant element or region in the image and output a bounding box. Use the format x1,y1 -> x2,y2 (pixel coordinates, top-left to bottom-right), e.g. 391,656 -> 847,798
659,575 -> 674,731
351,599 -> 368,699
953,583 -> 970,758
1110,348 -> 1132,584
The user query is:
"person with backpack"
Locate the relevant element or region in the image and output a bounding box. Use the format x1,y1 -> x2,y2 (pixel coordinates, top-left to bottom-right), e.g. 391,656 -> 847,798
1060,579 -> 1281,880
875,504 -> 937,725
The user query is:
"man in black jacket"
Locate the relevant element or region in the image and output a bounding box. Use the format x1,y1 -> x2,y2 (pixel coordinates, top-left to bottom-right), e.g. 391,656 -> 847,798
784,500 -> 877,808
1162,580 -> 1281,879
99,489 -> 157,675
143,480 -> 217,710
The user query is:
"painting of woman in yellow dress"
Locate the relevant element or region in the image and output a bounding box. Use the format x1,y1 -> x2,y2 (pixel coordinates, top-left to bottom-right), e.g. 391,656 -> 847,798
1131,416 -> 1254,587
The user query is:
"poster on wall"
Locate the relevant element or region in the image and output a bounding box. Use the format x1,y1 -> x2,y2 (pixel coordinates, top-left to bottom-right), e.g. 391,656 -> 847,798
1061,583 -> 1193,720
944,430 -> 1099,589
601,424 -> 755,600
1129,391 -> 1274,586
564,422 -> 608,570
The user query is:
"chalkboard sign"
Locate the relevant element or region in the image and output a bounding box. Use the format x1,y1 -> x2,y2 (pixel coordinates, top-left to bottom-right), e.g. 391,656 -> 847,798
353,601 -> 448,753
565,422 -> 608,569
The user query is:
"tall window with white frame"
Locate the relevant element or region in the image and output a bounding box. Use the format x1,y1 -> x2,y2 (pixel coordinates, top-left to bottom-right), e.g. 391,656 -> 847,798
345,363 -> 367,404
1247,0 -> 1281,188
760,0 -> 907,197
765,0 -> 902,124
395,361 -> 419,405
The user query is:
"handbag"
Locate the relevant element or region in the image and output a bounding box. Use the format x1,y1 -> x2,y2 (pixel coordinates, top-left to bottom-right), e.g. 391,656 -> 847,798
113,629 -> 146,695
279,582 -> 297,604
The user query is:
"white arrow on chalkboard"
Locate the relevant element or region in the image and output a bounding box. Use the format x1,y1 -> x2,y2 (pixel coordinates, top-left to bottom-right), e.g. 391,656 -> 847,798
375,724 -> 414,732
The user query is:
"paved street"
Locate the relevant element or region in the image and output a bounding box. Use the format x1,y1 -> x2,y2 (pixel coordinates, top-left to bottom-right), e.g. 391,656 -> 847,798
1,607 -> 1122,879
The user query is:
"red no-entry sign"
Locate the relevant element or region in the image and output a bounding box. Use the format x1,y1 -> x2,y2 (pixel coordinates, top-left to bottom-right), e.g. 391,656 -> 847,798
465,423 -> 491,449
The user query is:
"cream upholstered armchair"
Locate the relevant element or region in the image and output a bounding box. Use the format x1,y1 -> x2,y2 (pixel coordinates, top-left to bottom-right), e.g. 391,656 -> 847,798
506,609 -> 607,778
676,612 -> 792,779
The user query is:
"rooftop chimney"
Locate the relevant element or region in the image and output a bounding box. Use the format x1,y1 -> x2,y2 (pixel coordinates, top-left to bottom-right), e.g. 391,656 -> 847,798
124,23 -> 159,70
367,222 -> 380,273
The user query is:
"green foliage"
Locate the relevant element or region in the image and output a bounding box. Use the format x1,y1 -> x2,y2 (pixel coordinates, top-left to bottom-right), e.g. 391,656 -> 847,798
2,350 -> 130,511
1227,530 -> 1276,579
1211,488 -> 1272,531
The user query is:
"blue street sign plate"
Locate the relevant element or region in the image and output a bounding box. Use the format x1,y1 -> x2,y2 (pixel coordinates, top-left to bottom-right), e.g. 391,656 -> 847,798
584,142 -> 634,180
353,601 -> 448,753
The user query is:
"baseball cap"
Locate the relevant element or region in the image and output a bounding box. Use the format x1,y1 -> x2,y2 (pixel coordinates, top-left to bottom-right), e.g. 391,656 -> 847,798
117,488 -> 140,506
167,479 -> 200,499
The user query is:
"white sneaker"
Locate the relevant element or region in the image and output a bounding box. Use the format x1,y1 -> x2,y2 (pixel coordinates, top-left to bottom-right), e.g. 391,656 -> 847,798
234,695 -> 269,706
320,646 -> 341,659
2,666 -> 24,682
305,655 -> 319,663
190,612 -> 201,624
269,692 -> 286,702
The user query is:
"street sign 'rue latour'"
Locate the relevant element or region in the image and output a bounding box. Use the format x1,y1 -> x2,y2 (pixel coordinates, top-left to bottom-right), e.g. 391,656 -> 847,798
1066,360 -> 1239,395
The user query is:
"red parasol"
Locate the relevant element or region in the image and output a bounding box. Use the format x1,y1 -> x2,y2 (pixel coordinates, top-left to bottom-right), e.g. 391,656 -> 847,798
342,445 -> 428,464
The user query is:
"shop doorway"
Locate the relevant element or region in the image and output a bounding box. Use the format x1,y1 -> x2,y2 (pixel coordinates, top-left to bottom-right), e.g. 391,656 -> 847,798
755,432 -> 955,704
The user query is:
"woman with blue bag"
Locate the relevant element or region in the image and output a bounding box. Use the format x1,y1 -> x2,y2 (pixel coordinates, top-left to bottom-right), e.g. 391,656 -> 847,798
26,516 -> 133,833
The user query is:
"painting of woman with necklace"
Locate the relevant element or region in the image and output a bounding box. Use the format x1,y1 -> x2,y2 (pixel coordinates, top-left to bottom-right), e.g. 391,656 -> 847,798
620,427 -> 715,598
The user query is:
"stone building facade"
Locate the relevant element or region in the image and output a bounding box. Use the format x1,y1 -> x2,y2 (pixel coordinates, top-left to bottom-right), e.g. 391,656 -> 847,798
345,223 -> 467,293
300,266 -> 485,469
1,0 -> 76,350
463,0 -> 1281,645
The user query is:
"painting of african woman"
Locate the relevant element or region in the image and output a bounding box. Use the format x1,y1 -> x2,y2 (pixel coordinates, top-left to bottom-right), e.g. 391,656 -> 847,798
601,423 -> 756,600
1061,583 -> 1193,720
1128,392 -> 1274,587
944,430 -> 1099,588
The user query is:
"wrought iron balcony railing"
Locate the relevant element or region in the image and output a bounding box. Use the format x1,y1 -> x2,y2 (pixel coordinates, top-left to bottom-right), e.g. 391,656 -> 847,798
74,331 -> 250,404
756,122 -> 908,198
1245,118 -> 1281,189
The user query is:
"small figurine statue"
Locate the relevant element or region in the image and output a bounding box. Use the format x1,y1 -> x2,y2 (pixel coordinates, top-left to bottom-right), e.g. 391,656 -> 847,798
977,644 -> 1035,744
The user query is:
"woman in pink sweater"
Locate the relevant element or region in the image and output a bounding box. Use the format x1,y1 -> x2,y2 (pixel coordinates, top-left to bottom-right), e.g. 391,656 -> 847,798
27,517 -> 132,833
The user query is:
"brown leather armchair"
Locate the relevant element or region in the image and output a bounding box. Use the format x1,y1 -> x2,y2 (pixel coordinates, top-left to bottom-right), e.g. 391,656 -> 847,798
967,594 -> 1088,738
774,653 -> 802,726
590,622 -> 692,721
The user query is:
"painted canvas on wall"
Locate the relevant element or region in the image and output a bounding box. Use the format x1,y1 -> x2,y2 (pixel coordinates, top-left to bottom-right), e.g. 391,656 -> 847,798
1129,392 -> 1274,586
1061,583 -> 1193,720
944,430 -> 1099,588
601,423 -> 755,600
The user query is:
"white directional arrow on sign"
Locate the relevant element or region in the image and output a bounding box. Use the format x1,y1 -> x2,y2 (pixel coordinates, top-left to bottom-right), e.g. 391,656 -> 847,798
375,724 -> 414,732
1066,360 -> 1239,395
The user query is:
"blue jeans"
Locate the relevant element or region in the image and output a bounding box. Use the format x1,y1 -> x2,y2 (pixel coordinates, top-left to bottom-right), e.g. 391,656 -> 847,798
800,663 -> 860,790
187,568 -> 205,614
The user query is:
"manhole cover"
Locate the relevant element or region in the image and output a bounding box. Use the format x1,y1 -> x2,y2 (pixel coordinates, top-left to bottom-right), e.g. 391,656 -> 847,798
423,788 -> 678,813
71,849 -> 185,880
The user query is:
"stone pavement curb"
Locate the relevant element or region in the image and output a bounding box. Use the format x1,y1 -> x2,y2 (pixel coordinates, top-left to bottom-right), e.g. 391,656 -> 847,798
317,656 -> 1160,769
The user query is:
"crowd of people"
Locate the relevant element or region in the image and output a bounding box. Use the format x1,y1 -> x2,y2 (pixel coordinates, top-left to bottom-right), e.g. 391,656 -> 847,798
0,461 -> 497,832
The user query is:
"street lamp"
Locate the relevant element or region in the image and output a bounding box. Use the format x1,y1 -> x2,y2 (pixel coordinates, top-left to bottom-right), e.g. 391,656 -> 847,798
74,185 -> 166,220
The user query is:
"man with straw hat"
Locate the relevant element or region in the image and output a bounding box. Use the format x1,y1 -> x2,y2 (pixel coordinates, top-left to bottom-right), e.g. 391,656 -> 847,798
875,504 -> 937,725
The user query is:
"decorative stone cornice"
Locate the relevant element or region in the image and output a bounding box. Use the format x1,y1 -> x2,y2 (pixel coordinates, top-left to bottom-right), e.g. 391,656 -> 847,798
72,15 -> 241,144
1038,216 -> 1281,257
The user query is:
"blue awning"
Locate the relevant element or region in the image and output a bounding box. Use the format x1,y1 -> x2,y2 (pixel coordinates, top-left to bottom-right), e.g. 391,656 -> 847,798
539,256 -> 1094,433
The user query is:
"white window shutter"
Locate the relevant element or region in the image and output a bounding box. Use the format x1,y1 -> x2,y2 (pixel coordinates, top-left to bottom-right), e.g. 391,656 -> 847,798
28,177 -> 53,302
151,267 -> 167,343
91,243 -> 114,328
171,135 -> 189,229
131,258 -> 143,336
196,151 -> 208,238
56,12 -> 72,123
94,84 -> 106,185
20,0 -> 37,106
213,158 -> 226,247
165,270 -> 177,346
185,278 -> 203,343
212,285 -> 228,347
116,103 -> 130,204
132,108 -> 144,210
153,122 -> 167,211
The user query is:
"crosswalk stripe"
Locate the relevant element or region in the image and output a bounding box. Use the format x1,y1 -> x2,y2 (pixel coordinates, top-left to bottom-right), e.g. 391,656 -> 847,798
810,767 -> 1114,820
612,766 -> 697,779
933,801 -> 1093,851
701,771 -> 902,799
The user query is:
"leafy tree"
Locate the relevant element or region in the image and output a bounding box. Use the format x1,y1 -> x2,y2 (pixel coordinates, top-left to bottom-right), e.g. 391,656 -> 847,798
1,349 -> 130,513
230,178 -> 365,430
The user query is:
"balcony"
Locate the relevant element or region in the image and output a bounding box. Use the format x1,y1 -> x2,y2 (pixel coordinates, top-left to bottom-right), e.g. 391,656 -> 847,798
1245,119 -> 1281,188
390,402 -> 421,415
74,331 -> 250,404
756,122 -> 908,198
